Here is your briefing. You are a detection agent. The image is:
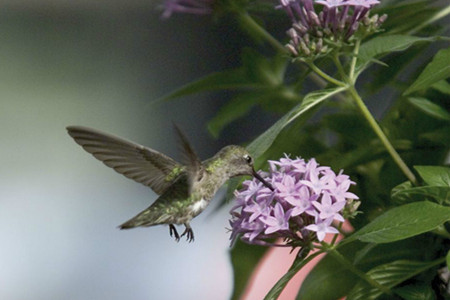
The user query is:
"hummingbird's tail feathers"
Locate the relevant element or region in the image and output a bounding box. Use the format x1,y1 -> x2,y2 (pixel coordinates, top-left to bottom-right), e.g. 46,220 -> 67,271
118,216 -> 154,230
118,207 -> 172,230
118,221 -> 135,230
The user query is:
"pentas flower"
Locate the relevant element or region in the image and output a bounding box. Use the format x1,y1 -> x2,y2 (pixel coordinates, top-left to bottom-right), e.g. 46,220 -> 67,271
161,0 -> 214,18
279,0 -> 387,59
229,155 -> 359,247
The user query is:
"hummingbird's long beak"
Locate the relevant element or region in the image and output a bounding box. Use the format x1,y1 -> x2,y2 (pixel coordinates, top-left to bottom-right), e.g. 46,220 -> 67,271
252,169 -> 274,191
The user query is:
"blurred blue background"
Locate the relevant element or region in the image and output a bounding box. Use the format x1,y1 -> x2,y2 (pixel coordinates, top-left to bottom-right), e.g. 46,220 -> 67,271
0,2 -> 242,299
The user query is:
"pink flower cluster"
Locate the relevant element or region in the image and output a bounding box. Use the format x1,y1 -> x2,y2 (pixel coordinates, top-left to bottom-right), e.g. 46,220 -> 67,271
278,0 -> 386,58
229,155 -> 358,246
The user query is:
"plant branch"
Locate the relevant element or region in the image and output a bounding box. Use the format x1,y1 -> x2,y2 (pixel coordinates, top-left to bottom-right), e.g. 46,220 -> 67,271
347,86 -> 417,185
349,39 -> 360,82
239,13 -> 288,54
307,62 -> 347,87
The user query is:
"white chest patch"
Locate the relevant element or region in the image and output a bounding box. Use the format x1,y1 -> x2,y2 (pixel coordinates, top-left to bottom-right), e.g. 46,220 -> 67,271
191,198 -> 208,214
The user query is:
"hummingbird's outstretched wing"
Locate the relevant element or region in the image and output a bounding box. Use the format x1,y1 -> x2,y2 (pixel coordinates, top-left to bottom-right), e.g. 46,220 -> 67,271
172,124 -> 203,192
67,126 -> 184,195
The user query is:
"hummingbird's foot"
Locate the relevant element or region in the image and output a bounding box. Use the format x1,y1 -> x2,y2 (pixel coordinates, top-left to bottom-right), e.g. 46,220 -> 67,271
169,224 -> 180,242
181,224 -> 194,242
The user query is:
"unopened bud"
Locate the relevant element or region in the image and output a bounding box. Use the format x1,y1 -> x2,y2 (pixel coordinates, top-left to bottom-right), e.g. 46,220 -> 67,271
378,14 -> 387,25
293,22 -> 308,34
300,40 -> 311,55
309,11 -> 321,26
303,33 -> 310,44
286,43 -> 299,56
316,38 -> 323,51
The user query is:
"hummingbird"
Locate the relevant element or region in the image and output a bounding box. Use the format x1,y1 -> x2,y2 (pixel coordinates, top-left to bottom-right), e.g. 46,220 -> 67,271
66,125 -> 273,242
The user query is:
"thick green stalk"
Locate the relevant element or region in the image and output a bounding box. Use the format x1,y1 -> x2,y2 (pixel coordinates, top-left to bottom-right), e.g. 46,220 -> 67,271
307,62 -> 347,87
347,39 -> 417,185
347,86 -> 417,184
348,39 -> 360,83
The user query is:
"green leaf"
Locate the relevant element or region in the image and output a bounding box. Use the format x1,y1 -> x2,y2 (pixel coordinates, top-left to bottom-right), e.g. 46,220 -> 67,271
391,185 -> 450,206
419,126 -> 450,147
344,201 -> 450,244
298,238 -> 434,300
408,97 -> 450,121
404,47 -> 450,95
207,95 -> 257,138
356,35 -> 439,74
347,259 -> 442,300
159,69 -> 251,101
158,49 -> 289,101
432,80 -> 450,95
394,284 -> 436,300
246,87 -> 346,159
229,241 -> 268,300
297,242 -> 362,300
377,0 -> 441,35
414,166 -> 450,186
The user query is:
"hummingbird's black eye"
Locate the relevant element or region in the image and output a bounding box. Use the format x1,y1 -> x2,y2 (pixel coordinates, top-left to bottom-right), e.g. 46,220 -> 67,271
244,154 -> 252,164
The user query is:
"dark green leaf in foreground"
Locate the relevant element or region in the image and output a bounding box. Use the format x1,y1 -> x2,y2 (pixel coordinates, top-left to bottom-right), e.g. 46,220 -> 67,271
347,259 -> 442,300
344,201 -> 450,244
296,242 -> 362,300
404,47 -> 450,95
230,240 -> 268,300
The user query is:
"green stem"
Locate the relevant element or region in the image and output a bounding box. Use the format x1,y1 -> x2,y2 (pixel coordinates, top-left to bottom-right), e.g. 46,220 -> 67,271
263,250 -> 323,300
307,62 -> 347,87
348,86 -> 417,185
328,248 -> 393,296
433,224 -> 450,239
346,38 -> 417,184
333,54 -> 348,81
239,13 -> 288,54
349,39 -> 360,82
239,13 -> 333,91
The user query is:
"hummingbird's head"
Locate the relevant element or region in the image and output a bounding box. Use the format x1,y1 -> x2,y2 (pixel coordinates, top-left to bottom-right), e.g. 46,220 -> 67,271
215,145 -> 274,191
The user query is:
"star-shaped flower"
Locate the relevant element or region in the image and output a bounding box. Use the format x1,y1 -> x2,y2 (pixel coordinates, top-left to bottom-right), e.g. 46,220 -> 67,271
345,0 -> 380,8
312,192 -> 345,222
305,217 -> 339,241
262,203 -> 291,234
315,0 -> 347,8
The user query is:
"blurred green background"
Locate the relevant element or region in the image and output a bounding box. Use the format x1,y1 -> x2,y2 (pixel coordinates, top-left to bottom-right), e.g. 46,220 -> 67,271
0,2 -> 241,299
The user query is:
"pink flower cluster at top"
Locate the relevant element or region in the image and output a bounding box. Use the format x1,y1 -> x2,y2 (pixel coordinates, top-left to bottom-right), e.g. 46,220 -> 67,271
229,155 -> 358,246
278,0 -> 386,57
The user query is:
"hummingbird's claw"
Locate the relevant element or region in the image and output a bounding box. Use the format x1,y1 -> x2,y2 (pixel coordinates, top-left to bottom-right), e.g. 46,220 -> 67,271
169,224 -> 180,242
181,224 -> 194,242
